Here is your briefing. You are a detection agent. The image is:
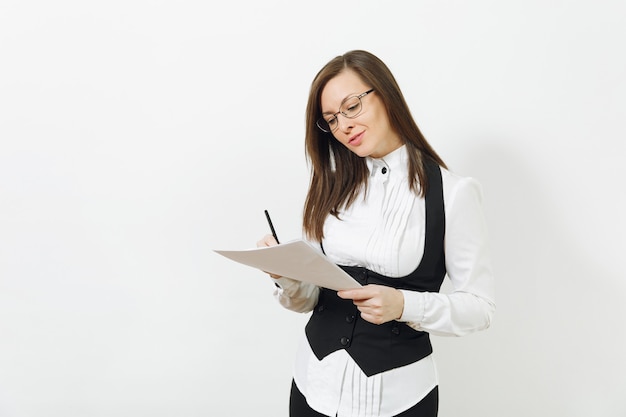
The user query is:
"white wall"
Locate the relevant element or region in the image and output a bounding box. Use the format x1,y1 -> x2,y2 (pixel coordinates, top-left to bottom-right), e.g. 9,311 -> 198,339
1,1 -> 625,416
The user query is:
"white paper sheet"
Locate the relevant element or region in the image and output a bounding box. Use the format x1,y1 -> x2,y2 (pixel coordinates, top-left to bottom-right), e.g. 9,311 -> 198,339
214,239 -> 362,291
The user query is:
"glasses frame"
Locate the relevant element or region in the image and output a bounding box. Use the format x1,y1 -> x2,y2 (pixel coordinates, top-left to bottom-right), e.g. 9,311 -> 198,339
316,88 -> 375,133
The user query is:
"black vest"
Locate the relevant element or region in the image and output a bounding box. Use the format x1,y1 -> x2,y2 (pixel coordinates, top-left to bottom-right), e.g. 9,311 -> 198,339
305,161 -> 446,377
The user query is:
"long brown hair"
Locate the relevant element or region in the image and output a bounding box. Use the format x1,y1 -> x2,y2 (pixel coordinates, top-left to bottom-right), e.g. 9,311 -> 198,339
303,50 -> 446,242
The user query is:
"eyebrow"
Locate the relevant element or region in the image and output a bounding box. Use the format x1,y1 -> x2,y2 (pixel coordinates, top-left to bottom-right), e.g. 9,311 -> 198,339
321,91 -> 360,115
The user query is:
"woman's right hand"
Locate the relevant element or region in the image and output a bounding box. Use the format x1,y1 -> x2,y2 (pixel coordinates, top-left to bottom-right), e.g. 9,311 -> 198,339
256,234 -> 282,279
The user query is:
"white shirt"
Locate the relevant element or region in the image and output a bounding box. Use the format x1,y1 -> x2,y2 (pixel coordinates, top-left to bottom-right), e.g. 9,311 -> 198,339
273,145 -> 495,417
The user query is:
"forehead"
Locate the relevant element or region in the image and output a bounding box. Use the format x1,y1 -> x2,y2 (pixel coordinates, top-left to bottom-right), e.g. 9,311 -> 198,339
320,70 -> 368,112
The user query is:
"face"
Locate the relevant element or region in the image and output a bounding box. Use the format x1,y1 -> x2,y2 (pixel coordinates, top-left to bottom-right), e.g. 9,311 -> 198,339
320,70 -> 402,159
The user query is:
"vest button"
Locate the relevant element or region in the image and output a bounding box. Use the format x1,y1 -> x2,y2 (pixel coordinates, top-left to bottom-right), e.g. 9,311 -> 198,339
345,315 -> 355,323
391,326 -> 400,335
317,305 -> 325,313
382,167 -> 387,174
340,337 -> 350,346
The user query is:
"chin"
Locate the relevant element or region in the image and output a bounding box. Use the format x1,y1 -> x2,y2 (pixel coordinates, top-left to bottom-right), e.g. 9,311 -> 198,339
349,146 -> 374,158
353,151 -> 371,158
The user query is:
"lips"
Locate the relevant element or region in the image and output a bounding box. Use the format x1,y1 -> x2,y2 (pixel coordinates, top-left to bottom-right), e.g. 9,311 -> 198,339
348,132 -> 364,146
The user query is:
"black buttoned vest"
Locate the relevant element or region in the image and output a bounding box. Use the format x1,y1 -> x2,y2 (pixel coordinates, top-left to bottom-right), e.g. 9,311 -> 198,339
305,161 -> 446,377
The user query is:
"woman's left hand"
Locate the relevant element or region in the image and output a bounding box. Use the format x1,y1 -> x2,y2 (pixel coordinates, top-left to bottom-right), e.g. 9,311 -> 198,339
337,285 -> 405,325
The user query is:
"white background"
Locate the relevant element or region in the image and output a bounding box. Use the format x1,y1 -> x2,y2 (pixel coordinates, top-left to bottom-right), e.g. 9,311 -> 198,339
1,1 -> 625,416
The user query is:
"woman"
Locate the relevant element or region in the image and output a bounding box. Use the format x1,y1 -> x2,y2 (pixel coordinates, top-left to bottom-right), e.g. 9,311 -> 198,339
257,50 -> 495,417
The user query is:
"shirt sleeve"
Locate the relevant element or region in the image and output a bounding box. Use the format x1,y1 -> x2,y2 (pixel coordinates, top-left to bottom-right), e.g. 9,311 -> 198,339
271,276 -> 320,313
399,176 -> 496,336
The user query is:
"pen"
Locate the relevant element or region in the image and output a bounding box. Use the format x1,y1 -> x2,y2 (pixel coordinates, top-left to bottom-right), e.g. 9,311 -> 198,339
264,210 -> 280,244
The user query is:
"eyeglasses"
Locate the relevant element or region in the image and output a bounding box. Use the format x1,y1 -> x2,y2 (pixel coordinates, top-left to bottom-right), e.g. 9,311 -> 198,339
316,88 -> 375,133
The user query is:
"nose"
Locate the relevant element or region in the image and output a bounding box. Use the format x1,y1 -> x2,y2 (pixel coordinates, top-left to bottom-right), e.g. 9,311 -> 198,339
337,114 -> 354,132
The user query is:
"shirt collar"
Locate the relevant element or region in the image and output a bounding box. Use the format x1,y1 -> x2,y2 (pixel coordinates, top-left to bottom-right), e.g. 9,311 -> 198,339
366,144 -> 408,175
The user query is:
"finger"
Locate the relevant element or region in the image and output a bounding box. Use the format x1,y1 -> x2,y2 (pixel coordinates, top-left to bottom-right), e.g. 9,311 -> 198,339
352,299 -> 373,308
261,269 -> 282,279
338,286 -> 376,300
256,234 -> 278,248
337,290 -> 361,300
359,312 -> 385,325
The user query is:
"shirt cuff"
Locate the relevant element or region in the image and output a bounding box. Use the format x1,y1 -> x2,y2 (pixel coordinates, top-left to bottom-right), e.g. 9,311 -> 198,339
398,289 -> 426,324
272,276 -> 302,295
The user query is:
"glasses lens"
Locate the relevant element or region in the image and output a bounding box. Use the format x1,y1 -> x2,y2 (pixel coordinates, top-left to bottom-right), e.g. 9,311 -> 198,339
341,96 -> 362,118
316,117 -> 336,132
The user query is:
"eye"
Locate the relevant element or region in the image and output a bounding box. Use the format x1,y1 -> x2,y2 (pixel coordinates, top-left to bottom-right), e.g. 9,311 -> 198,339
342,97 -> 361,116
325,116 -> 338,126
